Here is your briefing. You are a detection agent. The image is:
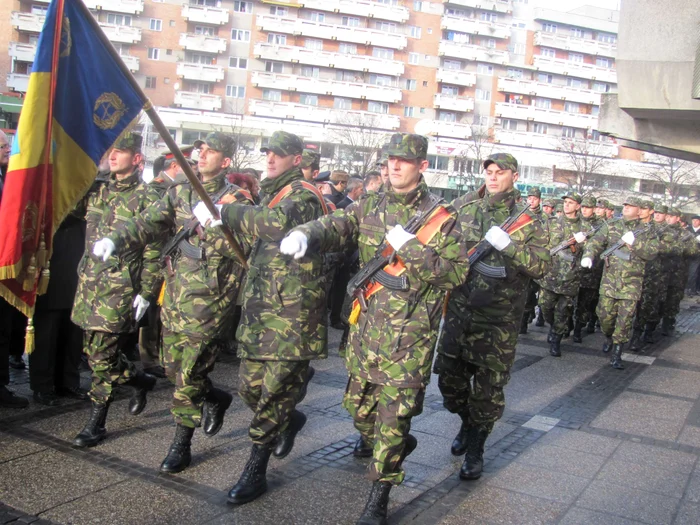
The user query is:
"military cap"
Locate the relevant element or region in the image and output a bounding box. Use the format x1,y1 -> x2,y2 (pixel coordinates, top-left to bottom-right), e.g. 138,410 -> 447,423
158,145 -> 197,167
542,199 -> 555,207
668,207 -> 681,217
656,203 -> 669,214
623,197 -> 642,207
563,192 -> 582,204
527,187 -> 541,198
483,152 -> 518,172
300,149 -> 321,169
581,196 -> 597,207
240,167 -> 262,179
199,132 -> 236,158
376,144 -> 390,167
261,130 -> 304,157
555,203 -> 564,212
692,215 -> 700,221
596,198 -> 608,208
640,199 -> 654,209
114,132 -> 142,153
606,201 -> 616,210
386,133 -> 428,160
314,170 -> 331,183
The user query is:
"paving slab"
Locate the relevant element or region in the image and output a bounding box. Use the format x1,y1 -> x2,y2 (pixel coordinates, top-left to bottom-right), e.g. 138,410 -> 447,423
536,427 -> 621,457
612,441 -> 697,475
514,442 -> 607,478
486,462 -> 590,504
0,434 -> 47,464
595,458 -> 690,497
630,367 -> 700,399
558,506 -> 647,525
675,501 -> 700,525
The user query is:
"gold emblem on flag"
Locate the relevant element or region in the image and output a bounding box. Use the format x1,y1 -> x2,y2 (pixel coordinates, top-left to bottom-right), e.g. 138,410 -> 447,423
93,93 -> 127,130
21,202 -> 38,243
60,16 -> 71,57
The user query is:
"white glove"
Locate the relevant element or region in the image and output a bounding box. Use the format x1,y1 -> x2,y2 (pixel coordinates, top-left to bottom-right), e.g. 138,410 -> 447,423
132,294 -> 150,322
93,238 -> 116,262
574,232 -> 587,244
621,231 -> 635,246
484,226 -> 511,251
696,234 -> 700,242
280,231 -> 309,260
193,201 -> 223,228
581,257 -> 593,268
385,225 -> 416,251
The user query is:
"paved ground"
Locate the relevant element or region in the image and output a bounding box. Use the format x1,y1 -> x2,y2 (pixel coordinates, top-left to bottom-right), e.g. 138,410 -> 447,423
3,299 -> 700,525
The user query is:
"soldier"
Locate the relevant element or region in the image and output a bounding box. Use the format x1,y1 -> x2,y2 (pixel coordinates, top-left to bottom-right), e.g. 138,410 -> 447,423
300,149 -> 321,182
594,198 -> 607,220
539,193 -> 586,356
520,187 -> 547,334
605,201 -> 615,220
436,153 -> 549,484
555,202 -> 564,218
640,204 -> 672,343
71,133 -> 161,448
376,145 -> 390,190
581,197 -> 659,368
542,198 -> 555,218
280,133 -> 469,525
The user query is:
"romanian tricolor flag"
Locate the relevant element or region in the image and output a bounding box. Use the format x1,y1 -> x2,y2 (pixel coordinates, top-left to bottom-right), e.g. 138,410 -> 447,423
0,0 -> 144,318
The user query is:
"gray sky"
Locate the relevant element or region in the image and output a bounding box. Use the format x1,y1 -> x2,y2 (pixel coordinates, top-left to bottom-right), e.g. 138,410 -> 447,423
536,0 -> 620,11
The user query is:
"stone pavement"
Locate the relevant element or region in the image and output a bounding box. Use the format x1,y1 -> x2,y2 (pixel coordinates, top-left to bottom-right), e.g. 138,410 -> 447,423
3,300 -> 700,524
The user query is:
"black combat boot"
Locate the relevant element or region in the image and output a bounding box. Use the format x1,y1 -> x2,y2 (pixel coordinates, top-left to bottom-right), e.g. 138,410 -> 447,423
160,424 -> 195,473
203,387 -> 233,436
273,409 -> 307,458
549,334 -> 563,357
227,444 -> 273,505
602,336 -> 613,353
547,329 -> 554,344
643,323 -> 656,344
586,318 -> 596,334
356,481 -> 392,525
519,314 -> 529,335
628,330 -> 643,352
460,425 -> 490,480
73,401 -> 110,448
451,418 -> 470,456
661,317 -> 674,336
573,322 -> 584,343
400,434 -> 417,464
296,366 -> 315,404
610,344 -> 624,370
127,371 -> 157,416
535,309 -> 545,327
353,436 -> 374,458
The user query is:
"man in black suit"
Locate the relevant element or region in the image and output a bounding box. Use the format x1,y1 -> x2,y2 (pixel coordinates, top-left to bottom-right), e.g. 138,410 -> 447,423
336,177 -> 364,209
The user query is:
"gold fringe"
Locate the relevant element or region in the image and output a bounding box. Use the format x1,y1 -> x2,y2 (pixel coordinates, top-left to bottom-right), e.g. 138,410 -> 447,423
25,317 -> 35,355
37,267 -> 50,295
22,254 -> 37,292
0,282 -> 34,318
0,258 -> 25,281
36,233 -> 48,269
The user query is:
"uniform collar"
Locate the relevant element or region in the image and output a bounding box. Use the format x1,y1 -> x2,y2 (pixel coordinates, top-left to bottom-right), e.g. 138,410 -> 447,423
385,177 -> 429,207
484,189 -> 517,210
261,166 -> 303,196
109,168 -> 141,191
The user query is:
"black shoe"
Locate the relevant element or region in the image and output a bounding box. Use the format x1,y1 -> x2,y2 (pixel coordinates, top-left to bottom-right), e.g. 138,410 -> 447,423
203,387 -> 233,437
160,425 -> 195,473
227,444 -> 272,505
547,330 -> 554,344
549,334 -> 562,357
610,344 -> 624,370
643,324 -> 656,344
661,317 -> 674,336
273,410 -> 307,459
572,323 -> 583,343
519,315 -> 529,335
451,420 -> 470,456
535,311 -> 545,327
586,319 -> 596,334
127,371 -> 157,416
602,337 -> 613,353
8,355 -> 25,370
143,365 -> 167,379
459,426 -> 490,481
33,391 -> 59,406
353,436 -> 374,458
297,366 -> 315,405
56,386 -> 89,400
628,330 -> 643,352
0,386 -> 29,409
73,401 -> 109,448
357,481 -> 392,525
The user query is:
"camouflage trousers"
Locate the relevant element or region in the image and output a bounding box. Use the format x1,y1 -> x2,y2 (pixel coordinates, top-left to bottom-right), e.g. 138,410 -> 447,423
648,276 -> 670,325
540,288 -> 575,336
574,287 -> 599,326
597,296 -> 636,344
663,285 -> 685,321
343,374 -> 425,485
138,304 -> 162,370
162,329 -> 220,428
522,280 -> 540,323
635,282 -> 662,330
85,330 -> 137,405
238,358 -> 309,446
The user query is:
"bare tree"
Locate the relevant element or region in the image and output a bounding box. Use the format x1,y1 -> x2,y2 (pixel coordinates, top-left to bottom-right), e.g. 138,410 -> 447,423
215,119 -> 261,172
451,124 -> 494,195
640,155 -> 700,209
329,113 -> 391,178
552,135 -> 615,194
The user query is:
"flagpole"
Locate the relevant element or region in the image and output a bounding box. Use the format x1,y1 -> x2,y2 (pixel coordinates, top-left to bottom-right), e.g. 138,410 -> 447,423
72,0 -> 248,270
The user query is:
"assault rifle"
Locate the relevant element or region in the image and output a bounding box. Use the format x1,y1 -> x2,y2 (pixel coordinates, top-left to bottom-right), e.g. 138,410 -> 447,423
550,223 -> 603,256
346,197 -> 444,310
600,223 -> 651,263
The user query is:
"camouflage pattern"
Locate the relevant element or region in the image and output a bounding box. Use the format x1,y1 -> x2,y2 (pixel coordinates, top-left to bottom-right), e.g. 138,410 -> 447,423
634,220 -> 670,330
574,214 -> 605,326
578,215 -> 604,289
581,196 -> 597,208
656,204 -> 669,214
527,187 -> 541,198
624,197 -> 643,207
661,224 -> 700,321
114,131 -> 142,153
300,149 -> 321,169
562,192 -> 582,204
541,215 -> 584,297
343,375 -> 424,485
261,130 -> 304,156
203,131 -> 236,158
540,289 -> 575,335
574,287 -> 599,326
386,133 -> 428,160
376,144 -> 390,167
84,331 -> 136,404
484,153 -> 518,172
238,358 -> 309,445
597,296 -> 637,344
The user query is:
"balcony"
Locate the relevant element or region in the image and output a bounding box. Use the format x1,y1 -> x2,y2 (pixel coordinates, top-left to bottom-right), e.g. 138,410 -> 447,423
441,16 -> 511,39
99,23 -> 142,43
7,73 -> 30,93
495,102 -> 598,129
415,120 -> 474,139
83,0 -> 144,14
181,4 -> 229,26
179,33 -> 227,54
9,42 -> 36,63
436,68 -> 476,87
495,128 -> 618,156
252,72 -> 401,103
176,62 -> 225,82
301,0 -> 409,23
444,0 -> 512,14
256,15 -> 407,50
439,41 -> 509,64
248,100 -> 401,129
434,93 -> 475,113
532,55 -> 617,84
174,91 -> 222,111
497,77 -> 601,106
253,43 -> 404,77
11,11 -> 45,33
535,31 -> 616,58
120,54 -> 139,72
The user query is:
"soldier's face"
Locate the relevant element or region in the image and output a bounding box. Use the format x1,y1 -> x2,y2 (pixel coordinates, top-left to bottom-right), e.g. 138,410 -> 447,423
654,212 -> 666,223
543,205 -> 553,215
380,164 -> 389,183
527,196 -> 540,209
595,206 -> 605,217
606,210 -> 614,218
388,157 -> 427,194
484,164 -> 518,194
667,215 -> 679,225
301,166 -> 319,181
563,198 -> 580,217
639,208 -> 653,220
622,204 -> 639,220
581,206 -> 594,218
198,145 -> 231,179
266,151 -> 301,179
109,148 -> 140,178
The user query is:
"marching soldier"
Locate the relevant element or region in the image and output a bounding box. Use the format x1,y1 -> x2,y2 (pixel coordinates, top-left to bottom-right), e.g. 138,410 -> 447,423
581,197 -> 659,369
300,149 -> 321,182
541,198 -> 555,218
605,201 -> 615,220
436,153 -> 549,483
520,187 -> 548,334
71,133 -> 161,447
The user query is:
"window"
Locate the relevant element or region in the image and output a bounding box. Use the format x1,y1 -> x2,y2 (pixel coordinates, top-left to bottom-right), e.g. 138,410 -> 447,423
446,31 -> 470,44
567,78 -> 584,88
188,53 -> 213,64
301,66 -> 319,78
339,43 -> 357,55
232,29 -> 250,41
423,80 -> 428,87
376,0 -> 398,4
506,68 -> 523,79
570,27 -> 584,38
542,23 -> 557,33
234,1 -> 252,13
591,106 -> 600,116
427,155 -> 449,170
409,26 -> 422,38
565,101 -> 580,113
299,93 -> 318,106
342,16 -> 360,27
404,106 -> 415,117
569,52 -> 584,63
149,18 -> 162,31
513,43 -> 526,55
593,82 -> 610,93
267,33 -> 287,45
336,70 -> 356,82
502,118 -> 517,131
369,74 -> 393,86
444,59 -> 461,70
562,126 -> 576,138
265,61 -> 283,73
480,12 -> 497,22
476,63 -> 493,75
598,32 -> 617,43
409,53 -> 420,65
372,48 -> 394,60
269,6 -> 286,15
375,21 -> 397,33
309,12 -> 325,22
485,38 -> 496,49
535,97 -> 551,109
226,85 -> 245,98
304,38 -> 323,51
334,97 -> 352,110
169,20 -> 175,27
262,89 -> 281,101
188,82 -> 210,94
476,88 -> 491,101
107,14 -> 131,25
405,79 -> 417,91
147,48 -> 160,60
413,1 -> 422,11
368,101 -> 389,114
533,123 -> 548,134
596,57 -> 613,68
540,47 -> 556,58
195,26 -> 214,36
145,76 -> 156,89
441,85 -> 458,96
229,57 -> 248,69
538,73 -> 553,83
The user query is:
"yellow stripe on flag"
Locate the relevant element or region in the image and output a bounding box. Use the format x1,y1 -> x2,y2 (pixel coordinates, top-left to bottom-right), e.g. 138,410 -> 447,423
7,73 -> 51,172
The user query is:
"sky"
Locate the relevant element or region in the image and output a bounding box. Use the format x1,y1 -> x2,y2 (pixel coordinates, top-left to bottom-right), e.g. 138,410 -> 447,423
535,0 -> 620,11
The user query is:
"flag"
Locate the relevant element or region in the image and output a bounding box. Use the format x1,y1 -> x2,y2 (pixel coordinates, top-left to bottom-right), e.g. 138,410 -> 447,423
0,0 -> 145,317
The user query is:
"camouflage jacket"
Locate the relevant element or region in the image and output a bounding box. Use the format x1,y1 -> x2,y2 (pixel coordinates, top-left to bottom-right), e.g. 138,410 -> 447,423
109,170 -> 253,337
149,172 -> 190,197
220,166 -> 327,361
72,169 -> 163,333
673,224 -> 700,283
541,214 -> 585,296
296,179 -> 469,388
579,215 -> 604,289
583,217 -> 658,301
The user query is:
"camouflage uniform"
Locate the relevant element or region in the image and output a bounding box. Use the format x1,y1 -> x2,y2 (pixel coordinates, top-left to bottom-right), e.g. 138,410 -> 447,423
72,133 -> 163,405
219,131 -> 328,446
520,187 -> 548,330
297,134 -> 470,486
573,197 -> 604,329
